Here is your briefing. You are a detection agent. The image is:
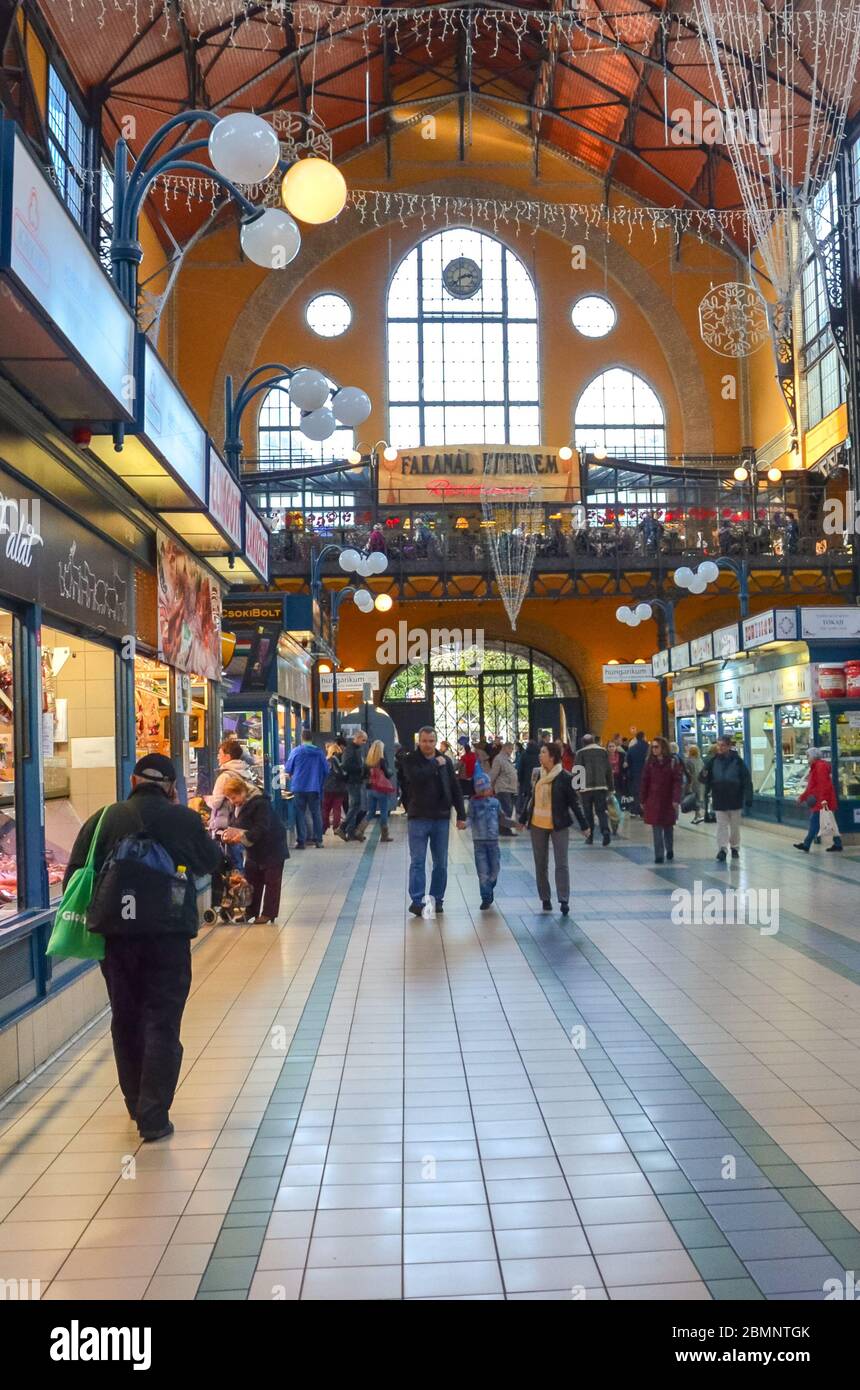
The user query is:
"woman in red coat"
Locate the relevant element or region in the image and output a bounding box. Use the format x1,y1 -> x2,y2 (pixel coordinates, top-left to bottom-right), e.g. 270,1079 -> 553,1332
640,736 -> 683,863
794,749 -> 842,852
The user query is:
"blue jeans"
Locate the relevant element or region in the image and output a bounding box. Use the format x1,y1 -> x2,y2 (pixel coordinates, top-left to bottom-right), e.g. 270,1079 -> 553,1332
802,810 -> 843,850
342,785 -> 366,838
366,790 -> 389,827
473,840 -> 500,901
294,791 -> 322,845
407,817 -> 451,904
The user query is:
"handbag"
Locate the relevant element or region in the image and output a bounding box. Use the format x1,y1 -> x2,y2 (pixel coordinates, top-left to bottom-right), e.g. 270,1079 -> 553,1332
818,801 -> 839,843
369,764 -> 395,795
46,807 -> 110,961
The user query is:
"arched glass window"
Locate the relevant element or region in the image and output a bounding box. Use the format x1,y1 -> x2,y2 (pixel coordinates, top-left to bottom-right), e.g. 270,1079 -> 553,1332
257,375 -> 353,470
574,367 -> 666,462
387,228 -> 540,448
257,376 -> 355,511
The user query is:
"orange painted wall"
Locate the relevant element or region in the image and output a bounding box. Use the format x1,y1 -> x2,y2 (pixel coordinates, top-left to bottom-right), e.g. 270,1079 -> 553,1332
172,105 -> 746,457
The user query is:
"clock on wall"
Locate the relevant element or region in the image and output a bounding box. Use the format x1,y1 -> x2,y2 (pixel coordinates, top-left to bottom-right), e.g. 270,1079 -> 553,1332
442,256 -> 482,298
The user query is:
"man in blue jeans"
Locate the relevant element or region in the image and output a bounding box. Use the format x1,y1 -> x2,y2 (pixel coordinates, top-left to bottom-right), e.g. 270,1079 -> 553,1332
400,726 -> 466,915
285,728 -> 329,848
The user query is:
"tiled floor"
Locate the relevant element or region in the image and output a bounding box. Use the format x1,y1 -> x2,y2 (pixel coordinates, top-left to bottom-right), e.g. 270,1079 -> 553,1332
2,811 -> 860,1300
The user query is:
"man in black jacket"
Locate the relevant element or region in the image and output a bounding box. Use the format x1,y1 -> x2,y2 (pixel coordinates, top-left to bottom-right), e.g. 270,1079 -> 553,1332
337,730 -> 368,842
700,736 -> 754,862
400,726 -> 466,915
63,754 -> 221,1142
625,731 -> 649,815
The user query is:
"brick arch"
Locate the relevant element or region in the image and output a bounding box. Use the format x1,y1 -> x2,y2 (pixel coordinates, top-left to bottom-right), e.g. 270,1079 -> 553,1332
208,177 -> 715,452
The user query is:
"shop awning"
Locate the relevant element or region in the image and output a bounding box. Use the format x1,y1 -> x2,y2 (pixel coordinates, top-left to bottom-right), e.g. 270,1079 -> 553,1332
0,122 -> 136,428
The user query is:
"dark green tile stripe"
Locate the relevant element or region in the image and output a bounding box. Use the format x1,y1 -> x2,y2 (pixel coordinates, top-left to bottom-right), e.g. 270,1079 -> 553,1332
195,829 -> 380,1300
496,903 -> 856,1300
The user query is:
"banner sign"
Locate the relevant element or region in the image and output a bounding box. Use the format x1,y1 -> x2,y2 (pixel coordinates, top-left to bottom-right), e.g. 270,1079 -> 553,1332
319,670 -> 381,693
740,671 -> 775,707
674,688 -> 698,717
379,445 -> 579,504
773,664 -> 812,701
244,503 -> 269,581
208,447 -> 243,548
143,344 -> 207,505
742,609 -> 798,649
690,634 -> 714,664
715,678 -> 742,712
651,649 -> 670,677
0,465 -> 133,639
800,607 -> 860,639
714,623 -> 741,659
670,642 -> 691,672
602,663 -> 655,684
156,531 -> 222,680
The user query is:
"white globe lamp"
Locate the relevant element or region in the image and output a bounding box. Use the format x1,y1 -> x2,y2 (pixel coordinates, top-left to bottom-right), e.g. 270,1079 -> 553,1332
634,603 -> 653,622
698,561 -> 720,585
368,551 -> 388,574
332,387 -> 371,427
209,113 -> 280,185
290,368 -> 330,412
674,566 -> 694,589
353,588 -> 375,613
300,407 -> 336,442
338,549 -> 361,572
239,209 -> 300,269
615,605 -> 634,624
374,593 -> 393,612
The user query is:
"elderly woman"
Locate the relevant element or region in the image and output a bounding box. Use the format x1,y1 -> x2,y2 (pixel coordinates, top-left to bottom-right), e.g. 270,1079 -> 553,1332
220,774 -> 289,924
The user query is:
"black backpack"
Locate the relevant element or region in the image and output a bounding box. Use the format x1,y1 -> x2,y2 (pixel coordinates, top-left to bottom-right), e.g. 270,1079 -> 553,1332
88,830 -> 195,937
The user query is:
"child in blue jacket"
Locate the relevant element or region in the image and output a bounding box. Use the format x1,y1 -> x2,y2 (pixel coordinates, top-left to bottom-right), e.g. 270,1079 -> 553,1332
468,767 -> 501,910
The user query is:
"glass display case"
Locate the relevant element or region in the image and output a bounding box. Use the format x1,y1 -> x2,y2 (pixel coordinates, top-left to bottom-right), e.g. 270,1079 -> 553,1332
748,706 -> 776,795
676,715 -> 695,753
697,712 -> 718,759
779,701 -> 813,802
718,709 -> 744,746
834,712 -> 860,800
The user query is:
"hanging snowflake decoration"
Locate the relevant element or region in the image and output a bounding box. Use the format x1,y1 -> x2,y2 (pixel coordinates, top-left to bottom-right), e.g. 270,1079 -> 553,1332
698,281 -> 770,358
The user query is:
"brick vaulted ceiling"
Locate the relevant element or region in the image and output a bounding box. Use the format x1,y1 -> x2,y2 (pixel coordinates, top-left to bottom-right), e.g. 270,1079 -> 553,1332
30,0 -> 859,250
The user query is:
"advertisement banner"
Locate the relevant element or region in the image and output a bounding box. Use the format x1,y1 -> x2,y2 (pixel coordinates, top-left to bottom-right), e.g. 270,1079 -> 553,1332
651,649 -> 670,677
156,531 -> 222,680
670,642 -> 691,672
319,670 -> 381,693
208,447 -> 243,547
674,688 -> 698,717
244,503 -> 270,581
742,609 -> 798,649
800,607 -> 860,640
379,445 -> 579,505
143,345 -> 207,504
714,623 -> 741,659
690,634 -> 714,664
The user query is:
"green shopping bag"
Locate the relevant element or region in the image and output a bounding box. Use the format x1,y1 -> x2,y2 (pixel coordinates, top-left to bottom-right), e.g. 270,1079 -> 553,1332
46,808 -> 111,962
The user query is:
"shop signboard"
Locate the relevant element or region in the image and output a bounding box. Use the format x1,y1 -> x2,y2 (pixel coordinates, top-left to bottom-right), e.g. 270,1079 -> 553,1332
319,670 -> 381,693
651,649 -> 670,677
0,464 -> 133,639
800,607 -> 860,640
740,671 -> 775,707
715,678 -> 742,712
244,503 -> 269,582
207,447 -> 243,548
713,623 -> 741,659
602,663 -> 655,683
1,127 -> 136,420
742,609 -> 798,649
379,445 -> 578,505
773,664 -> 811,702
674,688 -> 697,717
670,642 -> 691,672
222,594 -> 286,625
690,634 -> 713,664
143,345 -> 207,505
156,530 -> 222,681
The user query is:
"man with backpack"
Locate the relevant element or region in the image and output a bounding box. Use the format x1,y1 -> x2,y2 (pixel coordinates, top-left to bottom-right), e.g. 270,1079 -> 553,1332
63,754 -> 221,1143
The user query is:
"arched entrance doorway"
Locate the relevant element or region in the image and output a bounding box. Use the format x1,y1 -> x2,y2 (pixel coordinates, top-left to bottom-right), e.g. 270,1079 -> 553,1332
382,642 -> 583,749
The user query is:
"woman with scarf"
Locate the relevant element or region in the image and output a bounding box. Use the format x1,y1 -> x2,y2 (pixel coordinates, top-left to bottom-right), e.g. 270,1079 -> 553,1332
519,740 -> 587,916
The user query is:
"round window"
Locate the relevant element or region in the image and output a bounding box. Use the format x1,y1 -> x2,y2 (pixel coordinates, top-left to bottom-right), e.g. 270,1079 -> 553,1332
306,293 -> 352,337
571,295 -> 616,338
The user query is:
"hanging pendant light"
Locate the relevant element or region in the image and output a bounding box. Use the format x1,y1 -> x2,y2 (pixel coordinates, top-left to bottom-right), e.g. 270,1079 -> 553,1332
281,158 -> 347,225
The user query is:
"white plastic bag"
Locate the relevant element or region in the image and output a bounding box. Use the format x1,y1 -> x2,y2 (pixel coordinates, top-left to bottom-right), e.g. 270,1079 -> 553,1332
818,802 -> 838,843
